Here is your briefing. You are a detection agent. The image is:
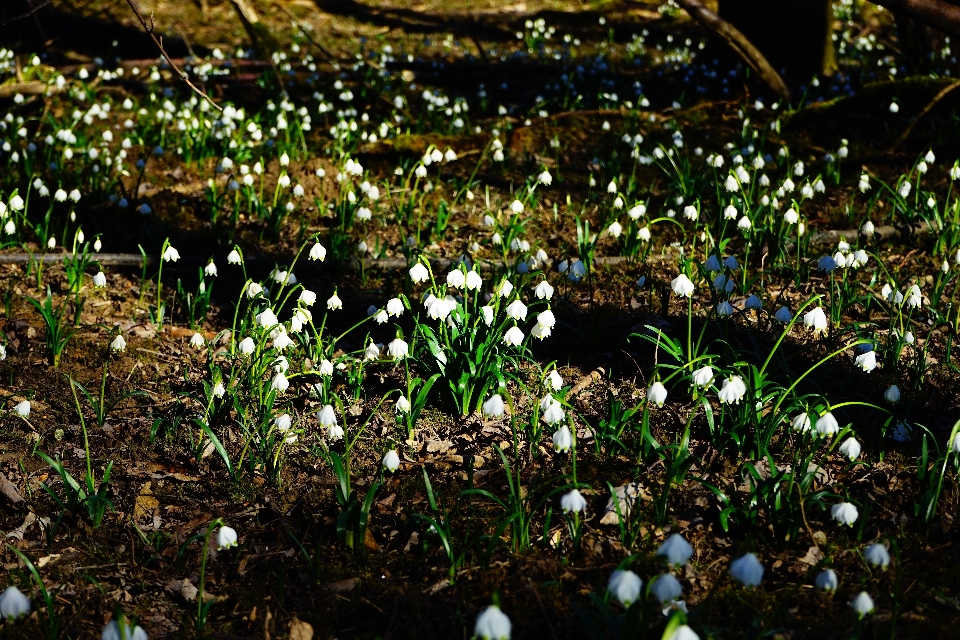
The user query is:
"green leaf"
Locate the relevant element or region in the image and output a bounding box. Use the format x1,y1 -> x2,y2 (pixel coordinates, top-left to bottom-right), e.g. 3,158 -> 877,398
196,419 -> 232,474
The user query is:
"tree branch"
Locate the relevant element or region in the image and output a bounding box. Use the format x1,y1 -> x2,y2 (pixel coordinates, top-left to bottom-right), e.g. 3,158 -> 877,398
868,0 -> 960,40
123,0 -> 222,112
672,0 -> 791,101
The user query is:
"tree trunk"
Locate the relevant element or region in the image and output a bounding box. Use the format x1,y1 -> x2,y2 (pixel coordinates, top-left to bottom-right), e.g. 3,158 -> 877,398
717,0 -> 834,84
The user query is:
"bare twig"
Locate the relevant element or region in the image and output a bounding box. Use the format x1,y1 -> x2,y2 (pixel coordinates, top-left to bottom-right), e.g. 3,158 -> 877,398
123,0 -> 222,112
889,80 -> 960,151
672,0 -> 791,101
0,0 -> 53,26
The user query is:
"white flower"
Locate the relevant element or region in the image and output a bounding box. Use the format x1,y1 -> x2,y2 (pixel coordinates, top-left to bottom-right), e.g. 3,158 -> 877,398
855,351 -> 877,372
383,450 -> 400,472
503,326 -> 524,346
838,436 -> 861,460
227,249 -> 242,264
217,525 -> 238,549
481,306 -> 495,326
93,271 -> 107,287
851,592 -> 875,618
483,394 -> 505,417
387,338 -> 409,360
273,331 -> 294,351
542,400 -> 565,425
666,626 -> 700,640
327,293 -> 343,310
502,300 -> 526,322
426,296 -> 453,320
474,605 -> 511,640
465,270 -> 483,290
831,502 -> 859,526
0,586 -> 30,621
816,569 -> 838,591
300,289 -> 317,306
546,369 -> 563,391
691,366 -> 713,387
317,404 -> 338,428
608,220 -> 623,237
683,205 -> 698,221
212,383 -> 225,398
784,207 -> 799,224
111,335 -> 127,351
257,308 -> 279,328
101,620 -> 148,640
561,489 -> 587,513
510,199 -> 524,214
815,411 -> 839,436
650,573 -> 683,603
162,245 -> 181,262
246,282 -> 263,298
647,381 -> 668,406
538,170 -> 552,185
533,280 -> 555,301
447,269 -> 466,289
628,204 -> 646,219
671,274 -> 694,297
552,425 -> 573,453
409,262 -> 429,283
310,242 -> 327,260
724,174 -> 739,192
496,278 -> 514,299
238,337 -> 255,355
864,543 -> 890,569
657,533 -> 693,566
271,372 -> 289,392
792,413 -> 811,432
190,333 -> 205,348
730,553 -> 764,587
803,307 -> 828,333
396,395 -> 410,413
717,376 -> 746,404
608,570 -> 642,607
364,342 -> 380,361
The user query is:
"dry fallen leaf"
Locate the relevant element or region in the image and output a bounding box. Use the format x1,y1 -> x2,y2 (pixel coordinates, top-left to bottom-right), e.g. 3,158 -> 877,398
134,482 -> 160,521
37,553 -> 61,568
0,475 -> 23,503
180,580 -> 198,602
324,577 -> 359,592
288,617 -> 314,640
